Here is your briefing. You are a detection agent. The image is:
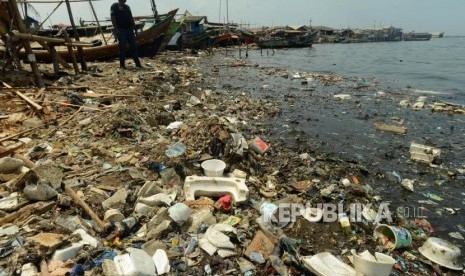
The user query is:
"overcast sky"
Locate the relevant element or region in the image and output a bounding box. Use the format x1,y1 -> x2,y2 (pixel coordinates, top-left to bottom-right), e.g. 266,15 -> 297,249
30,0 -> 464,35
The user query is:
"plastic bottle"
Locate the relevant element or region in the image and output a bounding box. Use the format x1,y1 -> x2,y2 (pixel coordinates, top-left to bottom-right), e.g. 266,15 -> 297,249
338,213 -> 352,235
422,192 -> 443,202
251,199 -> 281,226
250,199 -> 284,237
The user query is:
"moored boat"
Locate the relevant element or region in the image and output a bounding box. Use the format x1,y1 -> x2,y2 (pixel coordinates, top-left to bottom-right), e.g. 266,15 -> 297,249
403,32 -> 432,41
431,32 -> 444,38
257,31 -> 317,49
1,9 -> 177,63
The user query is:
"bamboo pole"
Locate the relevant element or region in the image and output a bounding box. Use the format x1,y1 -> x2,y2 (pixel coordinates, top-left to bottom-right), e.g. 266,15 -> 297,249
87,0 -> 107,45
61,28 -> 80,74
64,0 -> 87,70
11,30 -> 94,47
39,41 -> 71,69
8,0 -> 44,87
32,1 -> 63,34
49,44 -> 60,74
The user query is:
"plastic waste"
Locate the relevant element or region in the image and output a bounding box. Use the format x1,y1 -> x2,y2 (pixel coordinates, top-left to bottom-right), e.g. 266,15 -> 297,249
153,249 -> 170,275
165,142 -> 186,158
251,199 -> 290,228
215,194 -> 231,212
0,237 -> 24,258
338,213 -> 352,235
168,203 -> 191,224
422,192 -> 443,201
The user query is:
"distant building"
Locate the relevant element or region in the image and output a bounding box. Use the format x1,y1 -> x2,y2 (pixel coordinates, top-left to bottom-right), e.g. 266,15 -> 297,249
184,13 -> 207,35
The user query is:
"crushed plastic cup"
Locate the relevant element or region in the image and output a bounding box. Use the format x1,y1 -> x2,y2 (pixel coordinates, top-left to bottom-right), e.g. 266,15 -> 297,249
201,159 -> 226,177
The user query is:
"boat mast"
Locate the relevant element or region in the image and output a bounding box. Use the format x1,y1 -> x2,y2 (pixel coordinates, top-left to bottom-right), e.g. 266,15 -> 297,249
87,0 -> 107,45
150,0 -> 158,19
219,0 -> 221,23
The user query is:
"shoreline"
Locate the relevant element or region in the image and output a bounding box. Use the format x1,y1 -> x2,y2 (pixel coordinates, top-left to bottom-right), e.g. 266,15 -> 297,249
0,49 -> 464,274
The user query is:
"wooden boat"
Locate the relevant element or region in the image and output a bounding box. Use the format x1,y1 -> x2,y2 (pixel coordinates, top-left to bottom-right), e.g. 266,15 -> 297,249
214,32 -> 240,46
403,32 -> 432,41
183,31 -> 214,49
237,29 -> 257,44
3,9 -> 177,63
157,15 -> 186,52
257,31 -> 317,49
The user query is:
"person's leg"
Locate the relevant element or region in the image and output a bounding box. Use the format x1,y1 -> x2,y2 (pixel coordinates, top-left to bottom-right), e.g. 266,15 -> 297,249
118,28 -> 129,68
127,30 -> 141,67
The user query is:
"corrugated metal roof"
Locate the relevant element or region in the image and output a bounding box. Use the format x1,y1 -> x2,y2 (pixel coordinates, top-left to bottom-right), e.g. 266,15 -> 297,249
312,25 -> 335,31
185,16 -> 206,23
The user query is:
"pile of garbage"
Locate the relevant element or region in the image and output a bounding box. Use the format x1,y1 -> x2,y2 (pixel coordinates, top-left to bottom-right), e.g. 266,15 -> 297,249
1,51 -> 463,275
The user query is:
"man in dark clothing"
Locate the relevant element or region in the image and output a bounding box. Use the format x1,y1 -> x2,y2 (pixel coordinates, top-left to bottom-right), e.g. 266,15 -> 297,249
111,0 -> 142,69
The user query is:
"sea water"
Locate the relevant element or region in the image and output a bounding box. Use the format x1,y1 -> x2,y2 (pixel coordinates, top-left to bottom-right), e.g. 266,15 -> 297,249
246,36 -> 465,104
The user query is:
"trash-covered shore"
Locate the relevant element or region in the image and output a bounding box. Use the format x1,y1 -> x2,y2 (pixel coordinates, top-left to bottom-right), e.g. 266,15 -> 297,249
1,49 -> 464,275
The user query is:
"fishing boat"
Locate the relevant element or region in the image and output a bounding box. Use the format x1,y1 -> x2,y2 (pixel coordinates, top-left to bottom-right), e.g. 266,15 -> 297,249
156,14 -> 186,51
257,31 -> 317,49
214,32 -> 240,46
431,32 -> 444,38
179,14 -> 210,49
237,29 -> 257,44
403,32 -> 432,41
1,9 -> 178,63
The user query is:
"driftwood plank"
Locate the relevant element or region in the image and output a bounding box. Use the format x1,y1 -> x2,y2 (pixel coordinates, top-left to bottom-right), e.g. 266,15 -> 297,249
14,91 -> 43,111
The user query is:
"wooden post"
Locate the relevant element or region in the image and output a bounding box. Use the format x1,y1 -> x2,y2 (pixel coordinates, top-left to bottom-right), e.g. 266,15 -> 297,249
64,0 -> 87,71
49,44 -> 60,74
8,0 -> 44,87
87,0 -> 107,45
61,28 -> 80,74
38,41 -> 71,69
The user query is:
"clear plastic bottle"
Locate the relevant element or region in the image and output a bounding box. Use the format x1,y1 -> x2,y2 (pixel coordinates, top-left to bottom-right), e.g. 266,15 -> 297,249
250,199 -> 284,237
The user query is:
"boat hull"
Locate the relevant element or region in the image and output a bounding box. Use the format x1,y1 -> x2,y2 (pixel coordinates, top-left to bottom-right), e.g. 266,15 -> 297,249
8,9 -> 177,63
258,32 -> 316,49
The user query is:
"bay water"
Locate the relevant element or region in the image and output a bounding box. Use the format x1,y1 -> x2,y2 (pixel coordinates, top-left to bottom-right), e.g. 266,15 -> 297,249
247,36 -> 465,104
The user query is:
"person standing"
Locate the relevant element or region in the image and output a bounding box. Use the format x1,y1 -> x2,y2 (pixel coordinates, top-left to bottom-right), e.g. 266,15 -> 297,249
111,0 -> 142,69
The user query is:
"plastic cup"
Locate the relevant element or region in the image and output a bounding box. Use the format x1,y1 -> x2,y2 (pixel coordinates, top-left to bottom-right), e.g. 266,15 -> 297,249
374,224 -> 412,250
201,159 -> 226,177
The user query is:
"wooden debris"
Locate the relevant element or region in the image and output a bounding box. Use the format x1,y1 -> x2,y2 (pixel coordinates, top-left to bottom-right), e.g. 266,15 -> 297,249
43,106 -> 83,138
59,106 -> 83,127
82,92 -> 135,98
64,185 -> 106,232
0,125 -> 44,143
13,153 -> 35,169
11,30 -> 94,47
0,142 -> 25,158
375,122 -> 407,135
14,90 -> 43,111
0,201 -> 54,226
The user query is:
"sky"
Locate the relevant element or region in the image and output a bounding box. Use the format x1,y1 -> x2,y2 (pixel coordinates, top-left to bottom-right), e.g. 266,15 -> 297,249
29,0 -> 465,35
